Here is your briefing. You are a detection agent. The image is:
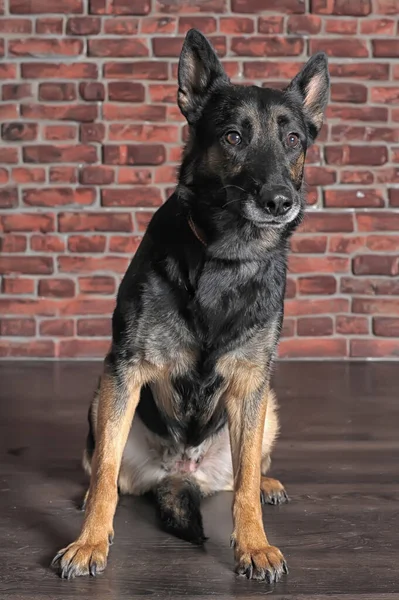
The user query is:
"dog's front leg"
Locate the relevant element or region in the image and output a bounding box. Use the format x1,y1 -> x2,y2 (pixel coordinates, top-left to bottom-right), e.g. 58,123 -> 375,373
52,357 -> 146,579
225,386 -> 287,583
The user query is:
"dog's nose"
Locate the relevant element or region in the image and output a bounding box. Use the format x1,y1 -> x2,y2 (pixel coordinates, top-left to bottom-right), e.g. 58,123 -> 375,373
260,187 -> 293,217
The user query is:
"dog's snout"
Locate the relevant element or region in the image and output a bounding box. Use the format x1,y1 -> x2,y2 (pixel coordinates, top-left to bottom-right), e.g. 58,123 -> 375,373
259,187 -> 293,218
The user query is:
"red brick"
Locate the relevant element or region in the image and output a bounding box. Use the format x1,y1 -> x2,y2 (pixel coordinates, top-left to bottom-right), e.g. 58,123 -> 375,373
285,298 -> 349,316
353,255 -> 399,276
2,83 -> 32,100
153,36 -> 226,57
232,36 -> 303,57
108,82 -> 145,102
290,235 -> 328,253
10,0 -> 82,12
0,168 -> 8,184
374,0 -> 399,14
44,125 -> 77,141
90,0 -> 150,14
141,16 -> 176,33
220,17 -> 254,33
373,317 -> 399,337
21,62 -> 97,79
340,170 -> 374,185
297,317 -> 333,337
357,213 -> 399,231
361,18 -> 396,34
0,340 -> 55,358
0,188 -> 18,208
324,18 -> 357,34
325,145 -> 388,166
232,0 -> 304,12
353,298 -> 399,315
135,211 -> 153,231
299,212 -> 354,233
0,318 -> 35,337
103,144 -> 165,165
40,319 -> 74,337
0,18 -> 32,33
331,125 -> 398,143
0,256 -> 53,275
311,0 -> 371,15
287,15 -> 321,34
109,124 -> 178,143
279,338 -> 347,358
0,234 -> 27,252
9,38 -> 83,57
23,187 -> 95,207
59,298 -> 116,315
329,235 -> 366,254
350,339 -> 399,358
376,168 -> 399,184
389,189 -> 399,207
281,318 -> 295,337
67,235 -> 107,253
39,82 -> 76,101
366,235 -> 399,251
79,82 -> 105,101
178,17 -> 217,33
49,166 -> 77,183
156,0 -> 226,13
88,38 -> 149,57
331,83 -> 367,104
341,277 -> 399,296
289,255 -> 349,274
324,189 -> 385,208
59,339 -> 110,358
298,275 -> 336,295
371,87 -> 399,104
310,38 -> 368,57
58,212 -> 132,233
80,166 -> 114,185
31,235 -> 65,253
23,144 -> 97,164
36,17 -> 63,34
101,187 -> 162,207
336,316 -> 369,335
77,318 -> 112,337
102,104 -> 166,121
326,106 -> 388,122
39,278 -> 75,298
154,166 -> 177,184
104,61 -> 168,80
80,123 -> 105,143
0,148 -> 19,164
109,236 -> 142,253
0,104 -> 18,120
66,17 -> 101,35
104,17 -> 139,34
2,277 -> 35,295
1,213 -> 54,233
305,166 -> 336,186
285,278 -> 296,299
329,62 -> 389,80
118,168 -> 152,184
373,40 -> 399,57
21,104 -> 97,122
79,276 -> 116,295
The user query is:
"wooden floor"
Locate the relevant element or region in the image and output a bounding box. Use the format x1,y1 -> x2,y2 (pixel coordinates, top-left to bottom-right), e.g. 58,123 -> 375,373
0,361 -> 398,599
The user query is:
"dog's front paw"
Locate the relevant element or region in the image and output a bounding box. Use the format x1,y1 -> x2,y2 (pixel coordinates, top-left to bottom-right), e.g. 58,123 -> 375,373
234,542 -> 288,583
51,537 -> 110,579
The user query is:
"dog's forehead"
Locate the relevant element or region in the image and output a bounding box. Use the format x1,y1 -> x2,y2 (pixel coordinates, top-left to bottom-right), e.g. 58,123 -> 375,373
221,86 -> 296,129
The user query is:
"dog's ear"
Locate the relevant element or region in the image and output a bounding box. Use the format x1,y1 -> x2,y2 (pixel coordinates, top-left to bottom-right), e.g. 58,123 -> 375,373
286,53 -> 329,141
178,29 -> 229,123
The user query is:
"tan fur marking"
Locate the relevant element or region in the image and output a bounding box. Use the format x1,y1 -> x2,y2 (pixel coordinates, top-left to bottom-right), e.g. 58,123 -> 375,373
290,152 -> 305,188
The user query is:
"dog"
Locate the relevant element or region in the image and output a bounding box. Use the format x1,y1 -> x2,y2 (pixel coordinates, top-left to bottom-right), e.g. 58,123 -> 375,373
52,29 -> 329,583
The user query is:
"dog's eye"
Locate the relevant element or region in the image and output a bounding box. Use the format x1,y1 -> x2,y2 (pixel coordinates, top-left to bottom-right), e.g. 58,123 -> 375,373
225,131 -> 241,146
287,133 -> 300,148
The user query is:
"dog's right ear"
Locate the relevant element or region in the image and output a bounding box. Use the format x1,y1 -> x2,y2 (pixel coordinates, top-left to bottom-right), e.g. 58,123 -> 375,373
178,29 -> 229,124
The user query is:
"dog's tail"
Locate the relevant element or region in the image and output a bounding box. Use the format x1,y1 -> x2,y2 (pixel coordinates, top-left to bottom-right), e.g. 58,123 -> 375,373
154,476 -> 206,545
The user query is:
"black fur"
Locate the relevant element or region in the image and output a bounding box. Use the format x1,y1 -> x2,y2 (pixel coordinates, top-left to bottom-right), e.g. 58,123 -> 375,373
88,30 -> 329,545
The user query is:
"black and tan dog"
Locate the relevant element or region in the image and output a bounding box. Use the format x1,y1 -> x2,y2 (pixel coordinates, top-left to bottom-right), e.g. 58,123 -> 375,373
52,29 -> 329,583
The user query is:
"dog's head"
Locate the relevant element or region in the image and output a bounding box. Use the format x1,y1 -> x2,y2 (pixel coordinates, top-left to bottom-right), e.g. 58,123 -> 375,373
177,29 -> 329,238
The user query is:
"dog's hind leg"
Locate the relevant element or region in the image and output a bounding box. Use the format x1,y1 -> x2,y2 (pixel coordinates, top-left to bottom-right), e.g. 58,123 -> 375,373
260,390 -> 289,506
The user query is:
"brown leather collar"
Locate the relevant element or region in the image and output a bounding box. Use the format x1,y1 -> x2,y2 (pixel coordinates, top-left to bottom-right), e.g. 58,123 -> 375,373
188,214 -> 206,247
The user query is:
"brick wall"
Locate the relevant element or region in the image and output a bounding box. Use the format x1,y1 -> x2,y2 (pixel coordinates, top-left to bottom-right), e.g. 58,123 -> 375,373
0,0 -> 398,359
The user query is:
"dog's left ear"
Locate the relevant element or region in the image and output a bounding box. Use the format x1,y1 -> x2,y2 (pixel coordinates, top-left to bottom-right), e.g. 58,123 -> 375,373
178,29 -> 229,124
286,53 -> 330,141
